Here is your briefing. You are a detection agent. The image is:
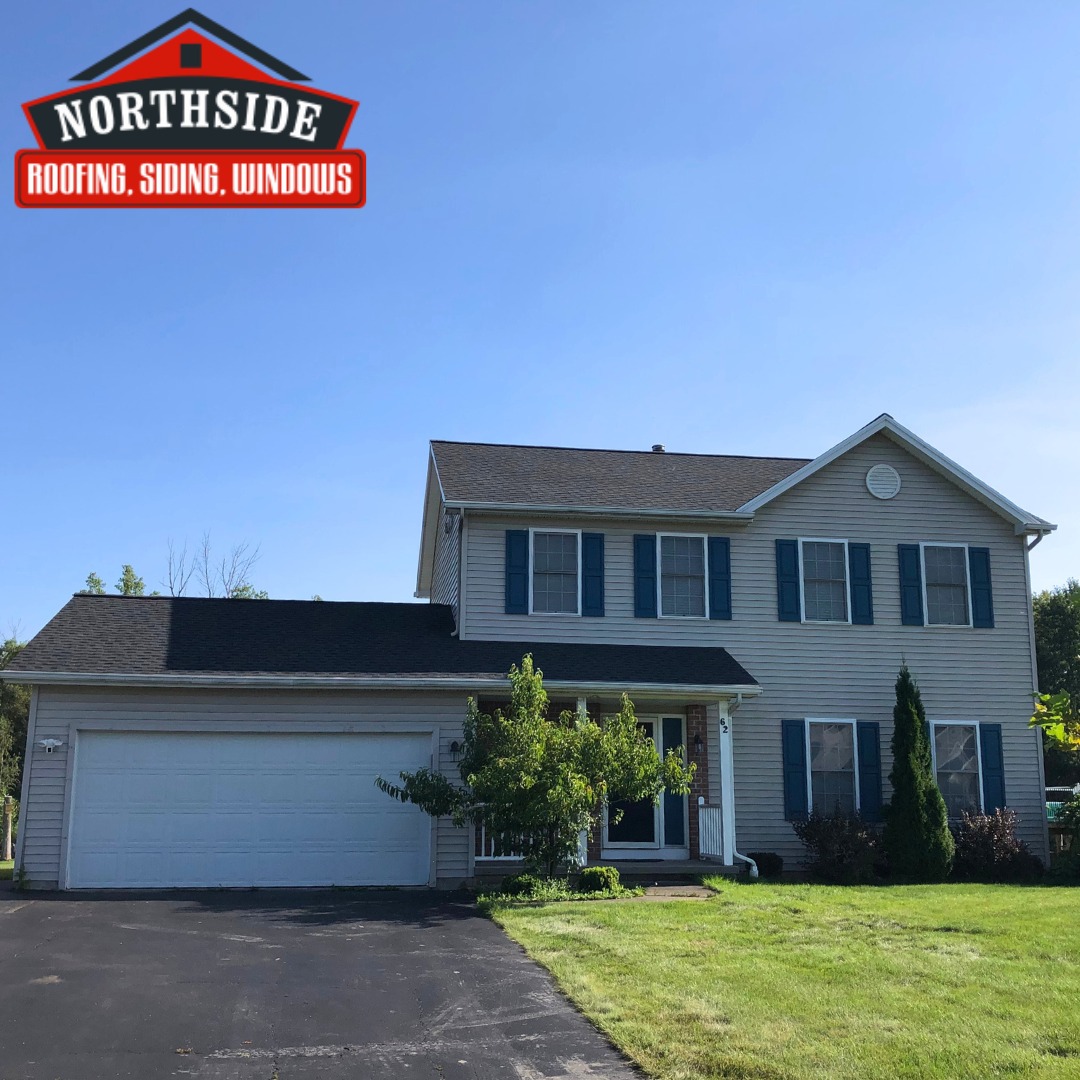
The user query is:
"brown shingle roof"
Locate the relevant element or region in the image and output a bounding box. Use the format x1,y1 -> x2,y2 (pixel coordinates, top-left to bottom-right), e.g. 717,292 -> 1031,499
430,441 -> 810,513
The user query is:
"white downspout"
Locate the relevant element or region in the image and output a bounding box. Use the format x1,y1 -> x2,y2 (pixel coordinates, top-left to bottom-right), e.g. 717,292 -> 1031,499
720,695 -> 758,879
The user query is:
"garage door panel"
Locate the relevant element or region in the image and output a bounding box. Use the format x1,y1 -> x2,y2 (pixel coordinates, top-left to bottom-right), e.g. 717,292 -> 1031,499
68,731 -> 433,888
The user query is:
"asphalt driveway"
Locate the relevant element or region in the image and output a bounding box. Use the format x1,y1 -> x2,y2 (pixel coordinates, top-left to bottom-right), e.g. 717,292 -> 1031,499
0,887 -> 637,1080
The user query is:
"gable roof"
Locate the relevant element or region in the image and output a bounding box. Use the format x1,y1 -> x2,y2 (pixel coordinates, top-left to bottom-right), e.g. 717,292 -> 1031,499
430,440 -> 810,515
4,595 -> 758,697
738,413 -> 1056,535
71,8 -> 309,82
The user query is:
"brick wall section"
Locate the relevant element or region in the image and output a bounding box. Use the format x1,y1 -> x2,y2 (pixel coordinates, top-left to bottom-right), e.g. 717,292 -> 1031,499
686,704 -> 710,860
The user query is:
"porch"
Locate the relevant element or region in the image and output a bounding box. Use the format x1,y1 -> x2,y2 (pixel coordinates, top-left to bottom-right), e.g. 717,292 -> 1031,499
470,692 -> 748,877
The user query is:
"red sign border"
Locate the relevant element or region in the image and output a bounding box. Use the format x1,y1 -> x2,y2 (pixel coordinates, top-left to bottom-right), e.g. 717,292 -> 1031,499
15,148 -> 366,210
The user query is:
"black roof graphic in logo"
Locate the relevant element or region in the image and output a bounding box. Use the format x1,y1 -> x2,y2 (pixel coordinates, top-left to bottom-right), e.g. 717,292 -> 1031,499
71,8 -> 310,82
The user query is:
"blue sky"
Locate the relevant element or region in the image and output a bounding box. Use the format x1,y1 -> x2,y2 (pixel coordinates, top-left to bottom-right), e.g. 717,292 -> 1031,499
3,1 -> 1078,637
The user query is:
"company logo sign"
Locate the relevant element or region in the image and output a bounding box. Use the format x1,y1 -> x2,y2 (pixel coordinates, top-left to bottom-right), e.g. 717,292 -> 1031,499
16,9 -> 365,208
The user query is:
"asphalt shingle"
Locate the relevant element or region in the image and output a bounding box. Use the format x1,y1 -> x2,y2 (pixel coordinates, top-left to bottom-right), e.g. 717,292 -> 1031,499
430,440 -> 811,513
5,595 -> 757,689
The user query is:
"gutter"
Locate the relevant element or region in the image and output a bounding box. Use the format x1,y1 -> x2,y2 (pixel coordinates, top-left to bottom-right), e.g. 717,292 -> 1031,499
444,501 -> 756,523
0,670 -> 762,699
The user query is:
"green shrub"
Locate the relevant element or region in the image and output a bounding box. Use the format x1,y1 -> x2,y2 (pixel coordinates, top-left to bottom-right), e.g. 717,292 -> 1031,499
501,872 -> 544,897
882,664 -> 954,881
951,809 -> 1043,883
793,811 -> 881,884
577,866 -> 621,893
746,852 -> 783,879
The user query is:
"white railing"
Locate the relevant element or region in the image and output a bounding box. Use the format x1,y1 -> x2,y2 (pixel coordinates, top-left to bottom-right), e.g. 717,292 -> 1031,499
474,826 -> 590,865
475,824 -> 523,861
697,797 -> 724,860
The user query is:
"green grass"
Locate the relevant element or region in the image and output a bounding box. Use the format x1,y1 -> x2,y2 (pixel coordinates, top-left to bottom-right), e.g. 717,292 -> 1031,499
490,881 -> 1080,1080
0,860 -> 12,881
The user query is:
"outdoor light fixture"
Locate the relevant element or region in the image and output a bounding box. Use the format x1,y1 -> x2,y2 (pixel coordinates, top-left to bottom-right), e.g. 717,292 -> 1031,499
449,740 -> 462,757
38,738 -> 64,754
693,733 -> 703,755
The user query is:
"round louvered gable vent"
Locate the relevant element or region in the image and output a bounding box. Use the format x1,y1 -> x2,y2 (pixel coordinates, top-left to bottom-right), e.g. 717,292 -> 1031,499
866,464 -> 901,500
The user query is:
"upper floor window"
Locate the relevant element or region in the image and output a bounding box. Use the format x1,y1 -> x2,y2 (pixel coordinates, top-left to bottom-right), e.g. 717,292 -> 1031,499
923,544 -> 971,626
807,719 -> 858,816
899,543 -> 993,629
776,539 -> 872,625
659,534 -> 707,618
530,530 -> 580,614
800,539 -> 849,623
931,722 -> 982,817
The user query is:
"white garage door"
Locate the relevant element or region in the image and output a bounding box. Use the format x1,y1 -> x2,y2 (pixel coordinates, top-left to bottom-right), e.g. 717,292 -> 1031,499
67,731 -> 433,888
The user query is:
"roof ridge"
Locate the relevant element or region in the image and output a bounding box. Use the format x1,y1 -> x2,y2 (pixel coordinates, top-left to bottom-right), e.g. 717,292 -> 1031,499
69,594 -> 434,608
430,439 -> 811,463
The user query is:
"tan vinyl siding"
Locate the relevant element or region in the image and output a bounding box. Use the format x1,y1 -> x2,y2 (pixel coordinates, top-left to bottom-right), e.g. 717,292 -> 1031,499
431,509 -> 461,624
459,433 -> 1048,864
20,686 -> 469,888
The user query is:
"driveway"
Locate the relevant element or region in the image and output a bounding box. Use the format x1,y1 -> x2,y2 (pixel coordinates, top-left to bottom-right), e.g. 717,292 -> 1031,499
0,887 -> 637,1080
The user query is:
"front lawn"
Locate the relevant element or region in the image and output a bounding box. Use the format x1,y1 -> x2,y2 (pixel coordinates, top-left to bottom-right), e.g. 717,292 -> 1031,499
0,860 -> 12,881
490,882 -> 1079,1079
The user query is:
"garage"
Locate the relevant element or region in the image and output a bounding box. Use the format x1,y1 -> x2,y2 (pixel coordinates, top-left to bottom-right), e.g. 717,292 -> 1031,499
66,730 -> 433,889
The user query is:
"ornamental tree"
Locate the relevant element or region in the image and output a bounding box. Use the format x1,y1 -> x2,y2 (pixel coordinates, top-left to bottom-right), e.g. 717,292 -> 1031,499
376,654 -> 694,878
882,663 -> 954,881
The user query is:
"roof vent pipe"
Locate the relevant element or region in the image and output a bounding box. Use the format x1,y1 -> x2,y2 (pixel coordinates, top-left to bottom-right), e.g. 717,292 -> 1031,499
651,444 -> 666,453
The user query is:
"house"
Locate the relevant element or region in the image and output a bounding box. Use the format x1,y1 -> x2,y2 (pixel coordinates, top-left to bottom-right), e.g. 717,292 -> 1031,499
5,414 -> 1054,888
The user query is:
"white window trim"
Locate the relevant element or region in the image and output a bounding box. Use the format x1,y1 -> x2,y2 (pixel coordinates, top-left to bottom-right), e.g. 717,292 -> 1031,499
798,538 -> 852,625
919,542 -> 973,628
929,719 -> 985,813
804,717 -> 861,814
656,533 -> 710,620
528,527 -> 582,617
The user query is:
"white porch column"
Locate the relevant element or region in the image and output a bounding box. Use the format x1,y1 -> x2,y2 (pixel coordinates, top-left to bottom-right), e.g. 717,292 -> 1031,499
718,698 -> 736,866
576,695 -> 589,865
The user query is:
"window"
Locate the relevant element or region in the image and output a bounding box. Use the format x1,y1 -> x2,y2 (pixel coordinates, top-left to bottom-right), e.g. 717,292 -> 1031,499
932,723 -> 982,818
800,539 -> 849,622
807,720 -> 858,816
923,545 -> 971,626
530,531 -> 580,614
659,535 -> 706,617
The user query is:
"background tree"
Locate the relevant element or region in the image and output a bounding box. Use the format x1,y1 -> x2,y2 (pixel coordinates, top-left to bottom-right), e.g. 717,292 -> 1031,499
115,565 -> 146,596
83,572 -> 106,595
83,535 -> 270,599
0,639 -> 30,806
882,663 -> 954,881
377,655 -> 694,877
187,533 -> 266,598
1033,580 -> 1080,784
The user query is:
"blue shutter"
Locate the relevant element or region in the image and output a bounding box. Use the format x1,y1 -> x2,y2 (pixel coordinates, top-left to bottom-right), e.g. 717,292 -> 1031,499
782,719 -> 809,821
662,717 -> 686,845
969,547 -> 994,628
504,530 -> 528,614
581,533 -> 605,617
979,723 -> 1006,812
775,540 -> 801,622
848,543 -> 874,625
633,535 -> 657,618
708,537 -> 732,620
856,721 -> 882,822
898,544 -> 924,625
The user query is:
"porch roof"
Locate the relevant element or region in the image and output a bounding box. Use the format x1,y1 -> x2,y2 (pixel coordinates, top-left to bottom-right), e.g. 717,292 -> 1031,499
5,595 -> 759,695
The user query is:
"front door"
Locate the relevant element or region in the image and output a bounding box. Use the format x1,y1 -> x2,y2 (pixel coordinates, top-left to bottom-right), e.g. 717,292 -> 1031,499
603,718 -> 688,855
